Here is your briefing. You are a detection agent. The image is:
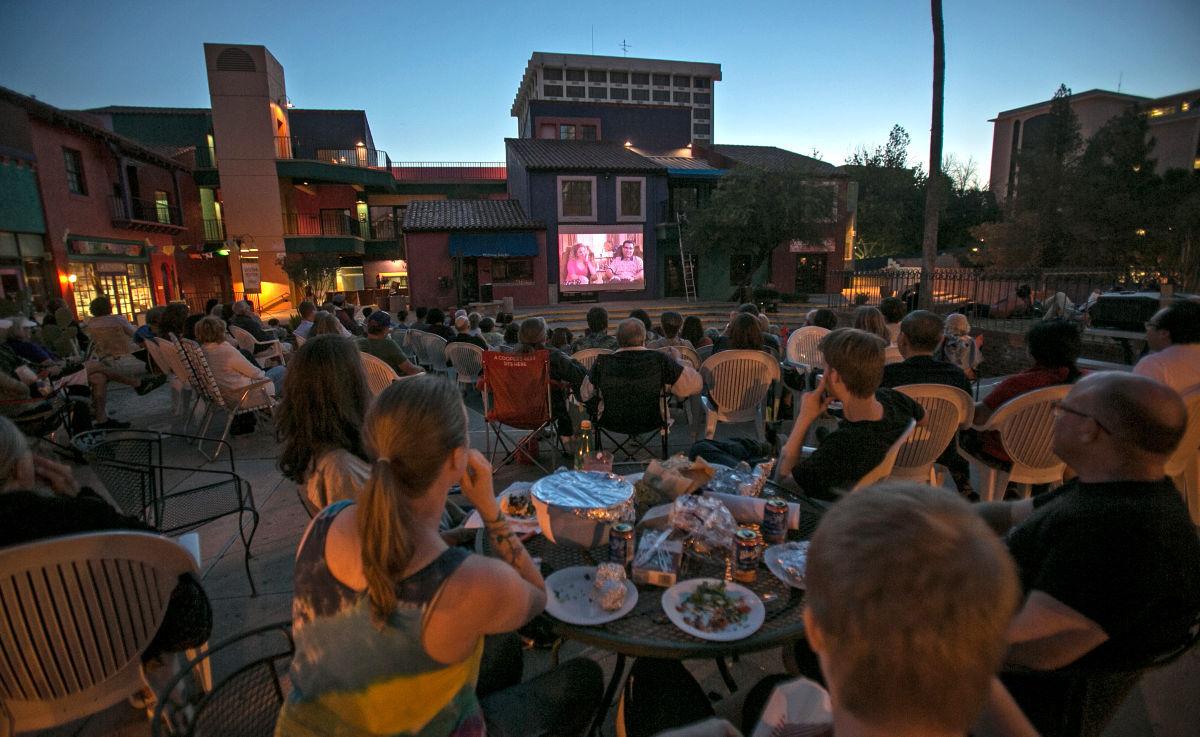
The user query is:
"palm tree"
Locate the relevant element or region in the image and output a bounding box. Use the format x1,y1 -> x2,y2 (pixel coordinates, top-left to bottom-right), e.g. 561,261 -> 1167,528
919,0 -> 945,308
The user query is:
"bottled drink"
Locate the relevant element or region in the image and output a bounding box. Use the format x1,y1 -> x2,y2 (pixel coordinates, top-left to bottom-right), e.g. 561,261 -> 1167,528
574,420 -> 593,471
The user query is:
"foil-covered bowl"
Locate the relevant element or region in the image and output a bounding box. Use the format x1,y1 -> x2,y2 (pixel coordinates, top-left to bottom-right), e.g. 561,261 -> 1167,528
531,471 -> 635,547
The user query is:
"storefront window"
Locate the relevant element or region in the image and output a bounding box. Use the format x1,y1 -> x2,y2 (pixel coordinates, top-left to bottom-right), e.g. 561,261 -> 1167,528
69,261 -> 152,321
491,258 -> 534,284
336,266 -> 365,292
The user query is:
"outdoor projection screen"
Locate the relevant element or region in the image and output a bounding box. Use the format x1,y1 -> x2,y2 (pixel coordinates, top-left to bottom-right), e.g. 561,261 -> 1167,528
558,227 -> 645,293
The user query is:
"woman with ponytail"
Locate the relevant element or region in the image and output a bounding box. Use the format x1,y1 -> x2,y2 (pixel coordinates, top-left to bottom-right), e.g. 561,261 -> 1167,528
278,375 -> 601,737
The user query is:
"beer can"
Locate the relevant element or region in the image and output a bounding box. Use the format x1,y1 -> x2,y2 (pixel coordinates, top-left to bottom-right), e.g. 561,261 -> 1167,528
609,523 -> 635,566
733,527 -> 760,583
762,498 -> 788,544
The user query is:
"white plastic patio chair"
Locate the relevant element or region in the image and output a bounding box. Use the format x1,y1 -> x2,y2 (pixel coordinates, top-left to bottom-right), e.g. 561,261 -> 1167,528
293,333 -> 307,348
572,347 -> 612,373
145,335 -> 196,423
892,384 -> 974,484
656,345 -> 702,371
1165,387 -> 1200,525
445,342 -> 485,392
174,337 -> 275,460
699,349 -> 781,440
0,531 -> 198,736
785,326 -> 829,369
229,325 -> 286,368
84,324 -> 137,364
853,418 -> 919,490
960,383 -> 1071,501
360,351 -> 400,396
410,332 -> 449,376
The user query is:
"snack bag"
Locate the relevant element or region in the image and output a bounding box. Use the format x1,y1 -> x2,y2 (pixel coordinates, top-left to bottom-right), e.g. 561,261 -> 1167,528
669,495 -> 739,557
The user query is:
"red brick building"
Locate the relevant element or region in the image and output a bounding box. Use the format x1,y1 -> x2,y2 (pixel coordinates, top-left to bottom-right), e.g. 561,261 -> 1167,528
0,86 -> 202,320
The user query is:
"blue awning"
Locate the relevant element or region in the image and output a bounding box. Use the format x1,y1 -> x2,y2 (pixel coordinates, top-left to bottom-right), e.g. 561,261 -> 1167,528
449,232 -> 538,257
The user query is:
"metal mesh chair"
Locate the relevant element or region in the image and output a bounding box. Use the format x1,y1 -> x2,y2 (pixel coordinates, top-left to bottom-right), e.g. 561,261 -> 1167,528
961,383 -> 1071,501
0,531 -> 197,736
445,342 -> 485,392
152,622 -> 293,737
173,337 -> 275,460
360,351 -> 400,396
587,352 -> 671,460
72,428 -> 260,595
892,384 -> 974,484
699,350 -> 781,440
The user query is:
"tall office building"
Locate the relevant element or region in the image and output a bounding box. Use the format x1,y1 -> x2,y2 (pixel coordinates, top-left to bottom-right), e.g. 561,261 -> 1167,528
511,52 -> 721,149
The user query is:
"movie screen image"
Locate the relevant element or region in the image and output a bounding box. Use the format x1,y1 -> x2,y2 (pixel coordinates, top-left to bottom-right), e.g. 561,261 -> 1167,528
558,231 -> 645,293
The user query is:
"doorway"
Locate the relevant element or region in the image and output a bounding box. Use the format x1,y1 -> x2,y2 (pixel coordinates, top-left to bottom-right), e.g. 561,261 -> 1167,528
455,257 -> 479,304
664,254 -> 698,298
794,254 -> 827,295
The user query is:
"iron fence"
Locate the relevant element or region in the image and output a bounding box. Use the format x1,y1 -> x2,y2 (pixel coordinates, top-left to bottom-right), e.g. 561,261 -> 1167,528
827,267 -> 1135,329
388,162 -> 506,180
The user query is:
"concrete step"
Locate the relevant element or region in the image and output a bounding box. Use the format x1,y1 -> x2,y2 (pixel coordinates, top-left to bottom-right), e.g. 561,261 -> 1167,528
508,300 -> 825,334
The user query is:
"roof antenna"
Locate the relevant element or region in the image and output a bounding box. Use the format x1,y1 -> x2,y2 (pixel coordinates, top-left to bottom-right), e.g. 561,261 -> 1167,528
1117,71 -> 1123,94
620,39 -> 632,56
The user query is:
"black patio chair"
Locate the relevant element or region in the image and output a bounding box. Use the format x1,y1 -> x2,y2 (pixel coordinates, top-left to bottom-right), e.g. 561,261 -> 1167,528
73,428 -> 260,594
587,352 -> 671,461
152,621 -> 294,737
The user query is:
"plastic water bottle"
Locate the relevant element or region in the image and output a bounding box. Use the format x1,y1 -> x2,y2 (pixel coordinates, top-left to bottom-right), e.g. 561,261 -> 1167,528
574,420 -> 593,471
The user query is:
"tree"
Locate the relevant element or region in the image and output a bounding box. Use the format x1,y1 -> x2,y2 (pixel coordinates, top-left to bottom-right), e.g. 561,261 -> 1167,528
281,253 -> 340,305
684,166 -> 835,299
1013,84 -> 1082,266
918,0 -> 946,308
844,125 -> 926,258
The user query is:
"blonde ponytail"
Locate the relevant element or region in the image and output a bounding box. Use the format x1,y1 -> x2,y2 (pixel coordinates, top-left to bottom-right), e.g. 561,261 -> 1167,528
356,376 -> 468,625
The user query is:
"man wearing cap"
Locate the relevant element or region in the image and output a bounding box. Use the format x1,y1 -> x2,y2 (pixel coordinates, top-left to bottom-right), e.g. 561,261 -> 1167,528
356,311 -> 421,376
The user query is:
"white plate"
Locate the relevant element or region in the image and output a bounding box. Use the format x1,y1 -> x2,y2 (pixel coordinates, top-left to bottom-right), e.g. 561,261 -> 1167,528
662,578 -> 765,641
764,542 -> 810,589
544,566 -> 639,626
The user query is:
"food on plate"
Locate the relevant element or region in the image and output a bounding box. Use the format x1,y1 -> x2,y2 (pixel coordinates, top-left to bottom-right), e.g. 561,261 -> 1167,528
676,581 -> 752,633
593,563 -> 628,611
501,489 -> 534,519
633,455 -> 716,516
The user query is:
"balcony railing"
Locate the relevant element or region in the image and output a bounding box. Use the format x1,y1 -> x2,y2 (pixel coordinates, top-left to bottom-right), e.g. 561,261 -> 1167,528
275,137 -> 392,169
368,219 -> 397,240
203,218 -> 226,243
283,211 -> 364,238
109,194 -> 183,227
389,162 -> 506,181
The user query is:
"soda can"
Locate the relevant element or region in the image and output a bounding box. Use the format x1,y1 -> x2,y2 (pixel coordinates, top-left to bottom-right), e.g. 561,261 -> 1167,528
762,498 -> 788,544
733,527 -> 760,583
609,522 -> 635,566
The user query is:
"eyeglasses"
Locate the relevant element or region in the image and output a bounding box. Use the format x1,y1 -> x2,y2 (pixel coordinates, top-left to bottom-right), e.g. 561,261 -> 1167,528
1051,400 -> 1114,435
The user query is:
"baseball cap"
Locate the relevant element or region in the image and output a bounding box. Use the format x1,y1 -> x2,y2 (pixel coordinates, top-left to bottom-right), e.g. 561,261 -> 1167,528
367,310 -> 393,328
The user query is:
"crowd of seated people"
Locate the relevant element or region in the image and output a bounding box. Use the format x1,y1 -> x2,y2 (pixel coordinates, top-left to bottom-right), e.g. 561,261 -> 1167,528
4,290 -> 1199,737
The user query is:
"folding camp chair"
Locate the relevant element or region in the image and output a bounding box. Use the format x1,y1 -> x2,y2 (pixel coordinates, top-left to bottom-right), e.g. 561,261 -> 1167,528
481,349 -> 563,473
587,352 -> 672,461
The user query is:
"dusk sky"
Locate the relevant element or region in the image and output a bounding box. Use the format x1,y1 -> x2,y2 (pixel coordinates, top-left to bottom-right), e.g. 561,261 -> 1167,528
2,0 -> 1196,183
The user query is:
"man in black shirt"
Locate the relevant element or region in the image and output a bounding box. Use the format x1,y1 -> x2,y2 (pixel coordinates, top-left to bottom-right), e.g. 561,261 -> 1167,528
778,328 -> 924,500
881,310 -> 974,496
448,315 -> 489,351
514,318 -> 586,443
977,372 -> 1200,735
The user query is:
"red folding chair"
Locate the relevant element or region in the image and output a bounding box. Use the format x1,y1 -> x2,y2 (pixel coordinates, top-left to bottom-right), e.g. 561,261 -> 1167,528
481,349 -> 562,472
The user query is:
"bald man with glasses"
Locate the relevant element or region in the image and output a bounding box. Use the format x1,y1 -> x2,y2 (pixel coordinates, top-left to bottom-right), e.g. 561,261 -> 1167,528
977,372 -> 1200,735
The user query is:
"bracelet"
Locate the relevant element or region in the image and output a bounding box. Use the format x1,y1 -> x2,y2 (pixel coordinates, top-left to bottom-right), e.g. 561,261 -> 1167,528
482,510 -> 509,528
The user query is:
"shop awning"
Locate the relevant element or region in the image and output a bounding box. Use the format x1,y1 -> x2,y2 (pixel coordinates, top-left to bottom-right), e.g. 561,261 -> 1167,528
449,232 -> 538,258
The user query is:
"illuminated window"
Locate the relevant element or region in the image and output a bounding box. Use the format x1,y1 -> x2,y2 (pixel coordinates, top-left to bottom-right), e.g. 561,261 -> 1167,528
63,148 -> 86,195
1181,101 -> 1190,112
1149,106 -> 1175,117
559,124 -> 576,140
558,176 -> 596,221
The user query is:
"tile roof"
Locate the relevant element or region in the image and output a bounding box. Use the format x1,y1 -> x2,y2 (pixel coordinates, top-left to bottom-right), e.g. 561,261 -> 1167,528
0,87 -> 192,171
85,106 -> 212,115
505,138 -> 666,172
646,156 -> 722,170
705,144 -> 839,175
403,199 -> 543,232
